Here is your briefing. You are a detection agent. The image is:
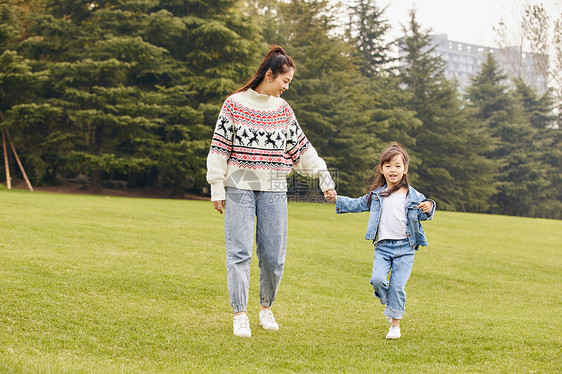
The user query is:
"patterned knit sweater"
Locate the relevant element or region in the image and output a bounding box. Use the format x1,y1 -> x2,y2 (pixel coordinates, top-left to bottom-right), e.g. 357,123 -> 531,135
206,88 -> 335,201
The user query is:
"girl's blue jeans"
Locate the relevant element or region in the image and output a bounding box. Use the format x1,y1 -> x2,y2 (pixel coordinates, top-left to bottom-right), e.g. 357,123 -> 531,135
224,187 -> 288,314
369,239 -> 415,320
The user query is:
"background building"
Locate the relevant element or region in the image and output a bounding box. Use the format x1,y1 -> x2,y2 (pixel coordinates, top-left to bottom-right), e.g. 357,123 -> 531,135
415,34 -> 548,93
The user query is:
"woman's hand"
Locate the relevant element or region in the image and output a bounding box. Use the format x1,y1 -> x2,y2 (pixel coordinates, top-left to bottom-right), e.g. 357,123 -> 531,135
323,189 -> 337,203
417,200 -> 433,213
213,200 -> 225,214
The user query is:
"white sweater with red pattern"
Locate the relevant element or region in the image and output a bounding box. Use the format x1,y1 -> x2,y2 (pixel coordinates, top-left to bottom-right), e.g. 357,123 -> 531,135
206,88 -> 335,201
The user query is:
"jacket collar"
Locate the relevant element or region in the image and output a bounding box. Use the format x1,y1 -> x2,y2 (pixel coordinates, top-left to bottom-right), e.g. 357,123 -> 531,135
372,185 -> 420,202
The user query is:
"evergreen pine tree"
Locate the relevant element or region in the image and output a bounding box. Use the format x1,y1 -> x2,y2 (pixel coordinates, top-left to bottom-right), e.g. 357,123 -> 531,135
143,0 -> 266,195
346,0 -> 395,77
250,0 -> 417,196
0,0 -> 50,184
512,78 -> 561,218
7,0 -> 265,194
466,53 -> 558,217
249,0 -> 372,195
400,10 -> 495,211
345,0 -> 420,187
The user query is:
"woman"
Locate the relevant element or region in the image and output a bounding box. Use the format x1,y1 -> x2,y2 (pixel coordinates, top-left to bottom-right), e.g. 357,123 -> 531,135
206,45 -> 337,338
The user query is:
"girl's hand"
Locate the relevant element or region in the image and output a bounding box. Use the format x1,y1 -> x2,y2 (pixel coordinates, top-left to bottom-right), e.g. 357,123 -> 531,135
324,188 -> 337,203
213,200 -> 225,214
417,201 -> 433,213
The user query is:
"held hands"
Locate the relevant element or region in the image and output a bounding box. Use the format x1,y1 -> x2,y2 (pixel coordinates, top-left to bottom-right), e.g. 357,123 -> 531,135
213,200 -> 225,214
324,188 -> 337,203
213,189 -> 337,213
417,200 -> 433,213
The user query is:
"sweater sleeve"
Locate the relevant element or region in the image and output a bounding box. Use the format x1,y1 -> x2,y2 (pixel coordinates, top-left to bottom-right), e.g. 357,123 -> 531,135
286,113 -> 335,192
206,100 -> 234,201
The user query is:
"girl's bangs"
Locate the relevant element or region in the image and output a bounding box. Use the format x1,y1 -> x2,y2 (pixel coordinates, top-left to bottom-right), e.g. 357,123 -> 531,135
381,150 -> 405,165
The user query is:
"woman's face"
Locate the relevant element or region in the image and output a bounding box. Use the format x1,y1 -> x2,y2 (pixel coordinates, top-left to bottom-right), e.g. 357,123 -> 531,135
265,68 -> 294,97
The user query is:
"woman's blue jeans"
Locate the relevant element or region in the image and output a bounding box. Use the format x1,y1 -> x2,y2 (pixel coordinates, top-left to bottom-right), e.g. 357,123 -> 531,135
369,239 -> 415,320
224,187 -> 288,314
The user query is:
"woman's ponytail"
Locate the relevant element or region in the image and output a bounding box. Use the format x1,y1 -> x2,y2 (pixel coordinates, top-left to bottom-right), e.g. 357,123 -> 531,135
235,45 -> 295,94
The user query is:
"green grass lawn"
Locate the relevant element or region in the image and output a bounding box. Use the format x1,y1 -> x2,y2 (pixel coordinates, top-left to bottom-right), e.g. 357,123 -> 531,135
0,190 -> 560,373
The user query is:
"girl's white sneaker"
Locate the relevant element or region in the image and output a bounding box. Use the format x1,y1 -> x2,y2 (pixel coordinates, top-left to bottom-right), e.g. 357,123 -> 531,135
233,315 -> 251,338
386,326 -> 401,340
259,309 -> 279,331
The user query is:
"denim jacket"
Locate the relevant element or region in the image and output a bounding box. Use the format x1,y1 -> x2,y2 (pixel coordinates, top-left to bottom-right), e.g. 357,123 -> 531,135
335,185 -> 436,250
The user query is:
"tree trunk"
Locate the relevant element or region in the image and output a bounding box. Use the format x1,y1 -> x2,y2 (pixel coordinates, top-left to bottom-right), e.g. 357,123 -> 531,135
88,124 -> 104,192
169,167 -> 184,198
89,170 -> 103,192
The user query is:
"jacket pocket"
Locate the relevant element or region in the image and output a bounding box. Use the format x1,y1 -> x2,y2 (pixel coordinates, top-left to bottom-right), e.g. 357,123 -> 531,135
371,198 -> 381,211
407,202 -> 419,218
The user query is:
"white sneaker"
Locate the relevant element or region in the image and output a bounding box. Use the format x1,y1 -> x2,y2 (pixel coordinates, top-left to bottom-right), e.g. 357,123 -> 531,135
233,315 -> 251,338
259,309 -> 279,332
386,326 -> 401,340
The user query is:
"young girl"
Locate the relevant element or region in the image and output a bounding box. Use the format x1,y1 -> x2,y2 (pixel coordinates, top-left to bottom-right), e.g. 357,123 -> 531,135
207,46 -> 337,338
335,143 -> 435,340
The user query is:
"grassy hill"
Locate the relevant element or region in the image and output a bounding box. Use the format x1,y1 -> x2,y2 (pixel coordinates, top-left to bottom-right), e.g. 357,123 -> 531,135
0,190 -> 560,373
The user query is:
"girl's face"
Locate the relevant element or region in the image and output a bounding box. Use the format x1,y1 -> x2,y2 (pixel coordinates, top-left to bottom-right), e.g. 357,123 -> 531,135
380,154 -> 408,189
263,68 -> 294,97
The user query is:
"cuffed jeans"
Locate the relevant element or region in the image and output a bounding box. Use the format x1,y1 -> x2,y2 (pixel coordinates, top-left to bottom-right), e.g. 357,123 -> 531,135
369,239 -> 415,320
225,187 -> 288,314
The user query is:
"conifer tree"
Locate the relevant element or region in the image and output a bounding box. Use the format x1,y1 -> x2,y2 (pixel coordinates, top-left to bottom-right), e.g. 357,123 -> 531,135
123,0 -> 266,195
17,0 -> 170,190
250,0 -> 416,196
249,0 -> 370,195
400,10 -> 495,212
0,0 -> 50,184
513,77 -> 555,130
345,0 -> 420,186
7,0 -> 264,194
346,0 -> 394,77
466,53 -> 559,218
512,79 -> 561,218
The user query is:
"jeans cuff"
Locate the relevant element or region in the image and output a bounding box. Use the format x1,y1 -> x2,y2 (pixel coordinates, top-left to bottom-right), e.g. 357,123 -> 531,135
232,304 -> 247,314
260,299 -> 274,307
384,305 -> 404,320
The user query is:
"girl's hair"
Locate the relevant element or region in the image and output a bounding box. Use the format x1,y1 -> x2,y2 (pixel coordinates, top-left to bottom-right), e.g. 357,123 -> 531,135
367,142 -> 410,206
234,45 -> 296,94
